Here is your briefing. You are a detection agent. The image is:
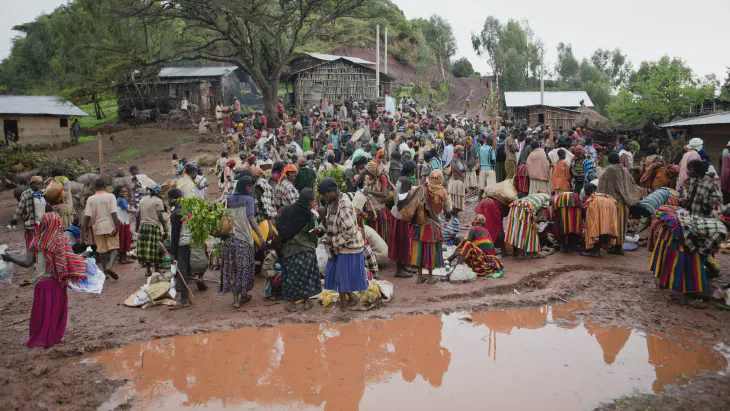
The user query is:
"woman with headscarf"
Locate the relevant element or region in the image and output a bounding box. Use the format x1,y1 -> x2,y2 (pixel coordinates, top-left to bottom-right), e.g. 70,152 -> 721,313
505,192 -> 550,257
677,138 -> 703,190
411,170 -> 452,284
389,160 -> 417,278
136,185 -> 167,276
276,188 -> 322,312
47,168 -> 75,228
598,152 -> 644,254
447,145 -> 467,212
274,164 -> 299,211
362,161 -> 392,242
315,178 -> 368,314
526,141 -> 551,195
2,213 -> 88,347
445,214 -> 503,278
221,176 -> 264,309
639,143 -> 666,191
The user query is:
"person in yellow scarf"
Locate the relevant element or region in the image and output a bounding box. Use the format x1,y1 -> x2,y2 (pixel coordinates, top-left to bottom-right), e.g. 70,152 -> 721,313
411,170 -> 452,284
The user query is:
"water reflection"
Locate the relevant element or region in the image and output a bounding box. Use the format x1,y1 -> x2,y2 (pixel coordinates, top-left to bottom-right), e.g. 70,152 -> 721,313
93,303 -> 727,410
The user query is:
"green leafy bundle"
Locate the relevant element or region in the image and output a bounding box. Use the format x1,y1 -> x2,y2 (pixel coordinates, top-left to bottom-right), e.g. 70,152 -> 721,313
179,197 -> 230,247
314,168 -> 346,200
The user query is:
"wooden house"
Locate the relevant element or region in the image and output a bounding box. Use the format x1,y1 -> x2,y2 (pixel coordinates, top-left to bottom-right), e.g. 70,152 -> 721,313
660,112 -> 730,168
283,57 -> 393,112
526,105 -> 581,131
116,65 -> 250,120
505,91 -> 593,126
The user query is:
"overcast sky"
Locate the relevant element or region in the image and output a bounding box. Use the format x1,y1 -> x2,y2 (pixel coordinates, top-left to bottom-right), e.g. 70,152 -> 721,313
1,0 -> 728,83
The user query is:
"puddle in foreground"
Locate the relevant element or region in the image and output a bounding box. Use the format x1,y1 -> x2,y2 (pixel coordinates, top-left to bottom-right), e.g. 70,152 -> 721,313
91,302 -> 727,411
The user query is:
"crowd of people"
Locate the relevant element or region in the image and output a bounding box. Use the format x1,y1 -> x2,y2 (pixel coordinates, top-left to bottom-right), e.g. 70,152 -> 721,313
6,94 -> 730,349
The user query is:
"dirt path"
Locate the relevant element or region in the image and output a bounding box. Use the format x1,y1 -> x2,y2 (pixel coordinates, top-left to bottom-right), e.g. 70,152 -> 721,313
438,77 -> 492,118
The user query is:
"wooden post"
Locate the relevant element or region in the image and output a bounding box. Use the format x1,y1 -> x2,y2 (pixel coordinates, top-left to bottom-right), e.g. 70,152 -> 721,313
97,132 -> 104,177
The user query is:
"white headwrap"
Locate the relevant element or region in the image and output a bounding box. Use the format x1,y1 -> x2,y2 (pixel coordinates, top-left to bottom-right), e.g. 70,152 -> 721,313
687,137 -> 703,151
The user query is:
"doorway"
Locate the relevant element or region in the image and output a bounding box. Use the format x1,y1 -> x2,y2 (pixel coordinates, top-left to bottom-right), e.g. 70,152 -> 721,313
3,119 -> 18,143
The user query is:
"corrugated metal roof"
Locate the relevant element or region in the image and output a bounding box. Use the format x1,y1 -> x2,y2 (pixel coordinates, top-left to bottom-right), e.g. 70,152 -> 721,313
504,91 -> 593,108
304,52 -> 375,66
159,66 -> 238,78
659,112 -> 730,128
0,96 -> 88,116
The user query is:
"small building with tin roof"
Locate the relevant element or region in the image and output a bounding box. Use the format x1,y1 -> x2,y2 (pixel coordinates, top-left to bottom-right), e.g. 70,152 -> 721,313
0,96 -> 87,144
660,112 -> 730,168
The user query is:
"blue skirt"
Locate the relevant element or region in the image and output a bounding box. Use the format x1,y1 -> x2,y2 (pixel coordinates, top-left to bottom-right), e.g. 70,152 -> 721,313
324,253 -> 368,293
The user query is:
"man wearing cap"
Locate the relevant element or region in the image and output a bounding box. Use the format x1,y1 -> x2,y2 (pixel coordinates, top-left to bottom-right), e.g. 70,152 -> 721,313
677,138 -> 703,190
10,176 -> 48,251
83,178 -> 120,279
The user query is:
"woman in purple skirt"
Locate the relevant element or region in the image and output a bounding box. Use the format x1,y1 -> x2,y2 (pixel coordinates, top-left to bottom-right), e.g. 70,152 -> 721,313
220,176 -> 264,309
315,178 -> 369,313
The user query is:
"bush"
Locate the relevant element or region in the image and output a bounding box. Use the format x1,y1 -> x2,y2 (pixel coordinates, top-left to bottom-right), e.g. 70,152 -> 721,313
314,167 -> 346,200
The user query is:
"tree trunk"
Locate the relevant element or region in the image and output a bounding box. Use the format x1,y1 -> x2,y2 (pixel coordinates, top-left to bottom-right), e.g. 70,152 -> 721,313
133,81 -> 146,110
438,55 -> 445,81
260,79 -> 280,129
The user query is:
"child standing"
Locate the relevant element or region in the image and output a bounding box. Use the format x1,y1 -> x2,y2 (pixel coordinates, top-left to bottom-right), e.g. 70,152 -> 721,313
114,186 -> 132,264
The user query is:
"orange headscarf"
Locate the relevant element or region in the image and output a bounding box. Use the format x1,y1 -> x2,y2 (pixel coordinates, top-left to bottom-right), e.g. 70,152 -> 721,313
280,164 -> 297,182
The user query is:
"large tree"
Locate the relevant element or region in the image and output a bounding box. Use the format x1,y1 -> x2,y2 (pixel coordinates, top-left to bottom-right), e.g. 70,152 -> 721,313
124,0 -> 368,124
590,48 -> 633,89
607,56 -> 717,124
421,15 -> 456,80
472,17 -> 542,91
555,42 -> 579,82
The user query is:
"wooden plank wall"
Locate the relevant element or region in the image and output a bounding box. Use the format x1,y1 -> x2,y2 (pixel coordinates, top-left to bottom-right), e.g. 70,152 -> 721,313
295,60 -> 377,111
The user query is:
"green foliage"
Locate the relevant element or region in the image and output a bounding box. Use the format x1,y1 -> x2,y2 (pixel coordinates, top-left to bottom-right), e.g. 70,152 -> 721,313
179,197 -> 230,248
472,17 -> 543,91
607,56 -> 717,124
0,144 -> 94,175
421,15 -> 456,78
721,68 -> 730,101
591,48 -> 633,88
77,135 -> 97,143
118,148 -> 144,162
556,42 -> 579,81
451,58 -> 475,78
314,168 -> 346,200
76,99 -> 118,129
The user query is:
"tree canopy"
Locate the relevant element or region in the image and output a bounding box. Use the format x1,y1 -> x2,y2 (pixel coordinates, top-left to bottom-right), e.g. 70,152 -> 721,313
451,57 -> 475,78
607,56 -> 717,124
471,17 -> 543,91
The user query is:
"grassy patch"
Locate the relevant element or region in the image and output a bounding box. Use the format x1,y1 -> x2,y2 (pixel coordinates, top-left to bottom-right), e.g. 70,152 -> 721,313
175,134 -> 192,144
76,99 -> 119,129
117,148 -> 144,162
77,135 -> 97,143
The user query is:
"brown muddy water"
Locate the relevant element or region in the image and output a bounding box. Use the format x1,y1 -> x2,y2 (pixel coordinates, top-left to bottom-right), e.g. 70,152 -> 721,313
86,302 -> 728,411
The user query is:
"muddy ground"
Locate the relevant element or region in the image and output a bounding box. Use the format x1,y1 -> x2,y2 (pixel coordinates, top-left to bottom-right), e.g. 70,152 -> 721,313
1,126 -> 730,410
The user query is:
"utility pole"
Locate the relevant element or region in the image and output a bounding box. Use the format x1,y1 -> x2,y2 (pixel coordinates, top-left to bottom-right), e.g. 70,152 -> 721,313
375,24 -> 380,98
540,64 -> 544,106
384,26 -> 388,75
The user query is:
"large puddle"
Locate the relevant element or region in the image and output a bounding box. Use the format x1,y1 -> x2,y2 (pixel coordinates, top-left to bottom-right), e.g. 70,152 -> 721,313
90,302 -> 727,411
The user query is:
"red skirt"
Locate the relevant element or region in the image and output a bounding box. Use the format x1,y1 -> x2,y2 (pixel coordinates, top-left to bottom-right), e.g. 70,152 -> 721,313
27,278 -> 68,348
388,217 -> 412,265
476,198 -> 506,249
118,223 -> 132,253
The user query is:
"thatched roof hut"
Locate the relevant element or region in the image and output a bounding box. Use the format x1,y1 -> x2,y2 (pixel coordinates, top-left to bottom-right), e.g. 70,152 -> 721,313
574,108 -> 615,134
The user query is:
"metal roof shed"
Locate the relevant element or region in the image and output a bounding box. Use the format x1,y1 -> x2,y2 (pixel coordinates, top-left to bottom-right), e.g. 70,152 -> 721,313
0,96 -> 88,117
660,112 -> 730,168
504,91 -> 593,108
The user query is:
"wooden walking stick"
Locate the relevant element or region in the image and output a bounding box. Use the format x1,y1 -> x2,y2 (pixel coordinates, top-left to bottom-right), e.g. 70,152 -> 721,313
158,242 -> 196,303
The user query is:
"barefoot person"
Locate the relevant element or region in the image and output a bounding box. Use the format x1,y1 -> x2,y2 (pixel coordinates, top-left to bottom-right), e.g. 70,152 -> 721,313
389,160 -> 417,278
220,176 -> 264,309
2,213 -> 88,348
82,179 -> 120,279
582,183 -> 620,257
168,188 -> 192,309
411,170 -> 452,284
317,177 -> 368,313
505,192 -> 550,258
276,188 -> 322,312
136,185 -> 167,276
